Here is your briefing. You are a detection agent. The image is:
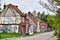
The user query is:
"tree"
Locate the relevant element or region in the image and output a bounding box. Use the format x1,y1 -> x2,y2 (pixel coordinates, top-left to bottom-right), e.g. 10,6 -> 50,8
37,12 -> 40,19
39,0 -> 60,37
47,12 -> 60,37
37,12 -> 49,22
55,0 -> 60,6
39,0 -> 58,13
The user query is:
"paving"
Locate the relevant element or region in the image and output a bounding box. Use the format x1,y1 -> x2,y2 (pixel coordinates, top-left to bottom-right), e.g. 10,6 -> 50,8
1,31 -> 57,40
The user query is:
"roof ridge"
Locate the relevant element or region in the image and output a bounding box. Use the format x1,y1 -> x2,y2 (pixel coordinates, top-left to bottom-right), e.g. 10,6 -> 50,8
7,4 -> 24,16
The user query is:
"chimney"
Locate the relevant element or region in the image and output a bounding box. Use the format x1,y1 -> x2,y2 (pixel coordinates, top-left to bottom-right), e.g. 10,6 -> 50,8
4,2 -> 6,9
16,6 -> 18,7
28,11 -> 31,14
4,4 -> 6,9
28,11 -> 31,15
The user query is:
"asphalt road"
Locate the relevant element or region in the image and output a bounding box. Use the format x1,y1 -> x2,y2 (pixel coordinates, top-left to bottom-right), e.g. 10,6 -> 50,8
2,31 -> 57,40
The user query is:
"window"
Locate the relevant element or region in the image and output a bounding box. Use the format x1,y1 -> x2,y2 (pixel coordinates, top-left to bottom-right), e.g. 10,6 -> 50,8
4,18 -> 8,24
0,17 -> 15,24
22,17 -> 25,23
14,25 -> 17,30
7,17 -> 13,24
0,27 -> 2,31
7,25 -> 12,32
14,25 -> 18,33
4,17 -> 15,24
29,24 -> 34,34
0,25 -> 3,32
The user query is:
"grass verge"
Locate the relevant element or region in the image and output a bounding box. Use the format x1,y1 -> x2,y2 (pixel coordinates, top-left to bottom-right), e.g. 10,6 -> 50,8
0,33 -> 21,39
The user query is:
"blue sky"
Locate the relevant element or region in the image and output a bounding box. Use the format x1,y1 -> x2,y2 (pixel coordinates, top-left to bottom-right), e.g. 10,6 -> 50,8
1,0 -> 55,15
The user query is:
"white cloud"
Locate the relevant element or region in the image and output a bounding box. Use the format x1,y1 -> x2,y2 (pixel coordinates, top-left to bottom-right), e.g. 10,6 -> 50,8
1,0 -> 55,15
3,0 -> 44,13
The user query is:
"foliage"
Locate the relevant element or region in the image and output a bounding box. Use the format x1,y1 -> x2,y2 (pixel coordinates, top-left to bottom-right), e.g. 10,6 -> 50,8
39,0 -> 58,13
55,0 -> 60,5
58,38 -> 60,40
54,31 -> 58,36
47,13 -> 60,31
37,12 -> 40,19
39,0 -> 60,31
37,12 -> 49,22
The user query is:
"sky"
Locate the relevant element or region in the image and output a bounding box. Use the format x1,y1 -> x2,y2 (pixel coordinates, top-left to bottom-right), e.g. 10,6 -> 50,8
1,0 -> 55,15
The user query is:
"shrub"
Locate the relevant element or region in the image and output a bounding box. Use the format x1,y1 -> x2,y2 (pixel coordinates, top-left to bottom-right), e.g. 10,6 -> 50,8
54,31 -> 58,36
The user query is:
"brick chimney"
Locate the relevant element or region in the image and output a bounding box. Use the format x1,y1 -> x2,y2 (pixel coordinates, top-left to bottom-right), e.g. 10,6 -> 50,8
4,4 -> 6,9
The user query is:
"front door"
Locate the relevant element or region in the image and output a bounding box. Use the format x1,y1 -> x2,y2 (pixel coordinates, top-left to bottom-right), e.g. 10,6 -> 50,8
29,24 -> 34,35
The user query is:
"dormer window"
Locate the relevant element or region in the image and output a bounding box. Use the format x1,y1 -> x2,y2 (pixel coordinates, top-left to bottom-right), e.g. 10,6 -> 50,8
22,17 -> 25,23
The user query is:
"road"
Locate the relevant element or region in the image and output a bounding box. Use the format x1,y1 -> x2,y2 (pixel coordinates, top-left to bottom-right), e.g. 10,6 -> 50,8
4,31 -> 57,40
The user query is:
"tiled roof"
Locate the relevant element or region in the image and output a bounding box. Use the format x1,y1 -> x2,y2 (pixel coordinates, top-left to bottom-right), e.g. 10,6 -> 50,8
7,4 -> 24,16
27,12 -> 37,24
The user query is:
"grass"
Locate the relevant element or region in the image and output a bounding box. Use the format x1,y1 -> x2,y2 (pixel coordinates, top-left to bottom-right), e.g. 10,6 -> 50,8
0,33 -> 21,39
58,38 -> 60,40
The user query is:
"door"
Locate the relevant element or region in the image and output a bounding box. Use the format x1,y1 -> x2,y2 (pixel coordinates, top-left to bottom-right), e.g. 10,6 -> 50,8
29,24 -> 34,35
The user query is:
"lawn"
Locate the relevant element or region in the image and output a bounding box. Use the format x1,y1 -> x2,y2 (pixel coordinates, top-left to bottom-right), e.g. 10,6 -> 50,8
0,33 -> 21,39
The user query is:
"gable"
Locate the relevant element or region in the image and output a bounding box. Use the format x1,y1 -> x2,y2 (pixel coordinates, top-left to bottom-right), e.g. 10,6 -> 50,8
0,6 -> 21,24
13,8 -> 21,17
27,16 -> 36,25
5,7 -> 21,20
5,8 -> 16,17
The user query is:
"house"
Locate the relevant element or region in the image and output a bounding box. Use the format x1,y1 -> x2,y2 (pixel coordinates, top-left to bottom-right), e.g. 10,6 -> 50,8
26,11 -> 48,33
19,15 -> 27,34
31,11 -> 48,32
25,12 -> 41,35
39,21 -> 48,32
0,4 -> 25,33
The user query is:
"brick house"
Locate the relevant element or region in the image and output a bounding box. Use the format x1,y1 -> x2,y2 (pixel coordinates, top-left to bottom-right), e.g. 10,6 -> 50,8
25,12 -> 48,33
25,12 -> 41,34
0,4 -> 48,34
0,4 -> 25,33
39,21 -> 48,32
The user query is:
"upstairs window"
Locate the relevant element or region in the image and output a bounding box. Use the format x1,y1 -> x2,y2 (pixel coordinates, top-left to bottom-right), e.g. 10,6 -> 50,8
22,17 -> 25,23
7,17 -> 14,24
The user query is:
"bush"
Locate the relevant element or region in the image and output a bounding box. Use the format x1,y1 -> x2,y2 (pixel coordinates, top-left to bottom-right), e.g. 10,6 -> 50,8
54,31 -> 58,36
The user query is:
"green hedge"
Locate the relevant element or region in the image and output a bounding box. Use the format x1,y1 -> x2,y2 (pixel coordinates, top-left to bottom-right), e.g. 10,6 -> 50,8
58,38 -> 60,40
